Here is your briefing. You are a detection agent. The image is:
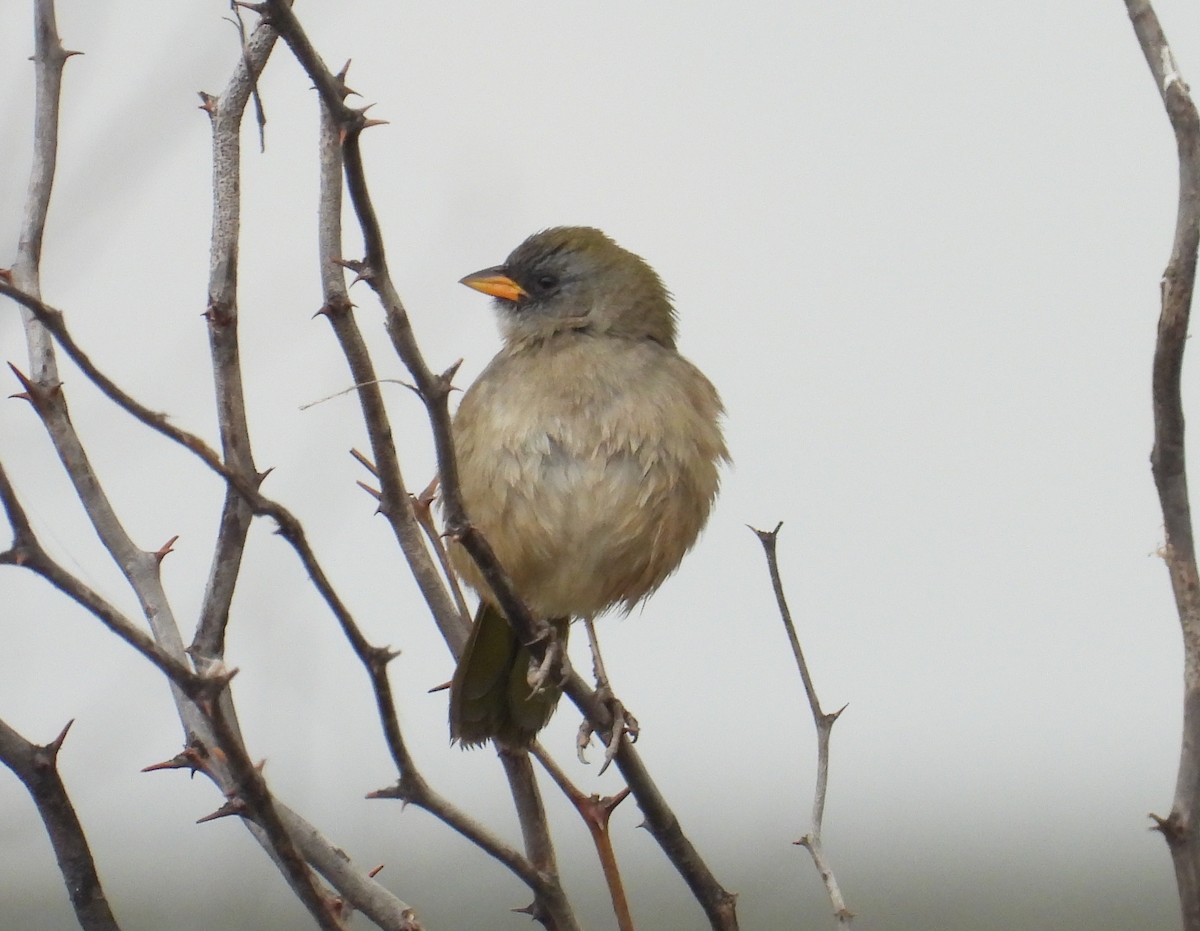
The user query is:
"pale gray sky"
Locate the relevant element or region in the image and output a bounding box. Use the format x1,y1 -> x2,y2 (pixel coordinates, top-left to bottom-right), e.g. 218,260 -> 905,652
1,2 -> 1195,929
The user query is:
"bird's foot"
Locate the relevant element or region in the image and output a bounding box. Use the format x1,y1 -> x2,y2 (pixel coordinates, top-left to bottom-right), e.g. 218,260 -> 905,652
526,628 -> 568,698
577,684 -> 639,774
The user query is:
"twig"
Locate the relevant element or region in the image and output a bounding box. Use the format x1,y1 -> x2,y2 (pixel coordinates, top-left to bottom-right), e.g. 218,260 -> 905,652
299,378 -> 418,410
0,718 -> 120,931
752,523 -> 852,927
497,748 -> 579,930
190,9 -> 278,662
1123,3 -> 1200,929
533,744 -> 635,931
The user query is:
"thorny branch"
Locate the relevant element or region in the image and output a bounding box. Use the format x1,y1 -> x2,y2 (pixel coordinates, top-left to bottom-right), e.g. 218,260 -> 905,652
261,2 -> 740,926
0,719 -> 119,931
2,3 -> 415,928
312,73 -> 577,929
753,523 -> 852,927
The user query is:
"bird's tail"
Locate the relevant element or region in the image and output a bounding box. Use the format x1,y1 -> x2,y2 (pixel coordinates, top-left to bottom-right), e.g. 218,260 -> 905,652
449,602 -> 569,748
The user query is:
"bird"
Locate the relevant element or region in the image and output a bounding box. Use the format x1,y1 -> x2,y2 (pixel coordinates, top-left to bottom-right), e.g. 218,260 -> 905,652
447,226 -> 728,749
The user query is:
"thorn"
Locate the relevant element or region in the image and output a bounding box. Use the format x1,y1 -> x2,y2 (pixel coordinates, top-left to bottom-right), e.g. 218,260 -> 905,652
63,49 -> 84,60
366,784 -> 403,801
0,268 -> 12,283
142,752 -> 197,775
362,118 -> 390,130
4,546 -> 31,567
350,448 -> 379,477
356,480 -> 382,501
748,520 -> 784,543
440,358 -> 464,384
512,902 -> 537,917
153,535 -> 180,563
198,92 -> 217,114
367,645 -> 401,668
427,679 -> 451,694
603,786 -> 632,811
367,864 -> 385,878
47,719 -> 75,754
255,467 -> 273,488
196,797 -> 248,824
203,301 -> 236,326
828,702 -> 850,723
7,363 -> 37,399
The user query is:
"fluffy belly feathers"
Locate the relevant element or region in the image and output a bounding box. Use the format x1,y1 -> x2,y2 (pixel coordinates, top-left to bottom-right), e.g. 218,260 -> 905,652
449,336 -> 724,619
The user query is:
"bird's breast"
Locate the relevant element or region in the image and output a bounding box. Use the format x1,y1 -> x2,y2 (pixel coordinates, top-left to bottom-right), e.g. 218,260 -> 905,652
450,337 -> 725,619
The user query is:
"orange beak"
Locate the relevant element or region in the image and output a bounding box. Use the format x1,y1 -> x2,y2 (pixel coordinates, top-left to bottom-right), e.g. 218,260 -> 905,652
459,266 -> 527,302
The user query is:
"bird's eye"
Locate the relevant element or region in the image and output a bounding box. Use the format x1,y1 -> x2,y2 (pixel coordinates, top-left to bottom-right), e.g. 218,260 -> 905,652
535,274 -> 559,291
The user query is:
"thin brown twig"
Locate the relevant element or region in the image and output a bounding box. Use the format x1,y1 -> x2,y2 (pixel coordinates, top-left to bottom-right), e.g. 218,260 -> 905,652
1123,3 -> 1200,929
533,744 -> 635,931
752,523 -> 852,927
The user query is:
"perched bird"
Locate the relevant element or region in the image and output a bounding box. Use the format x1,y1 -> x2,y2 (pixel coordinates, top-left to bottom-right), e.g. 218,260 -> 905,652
448,227 -> 728,748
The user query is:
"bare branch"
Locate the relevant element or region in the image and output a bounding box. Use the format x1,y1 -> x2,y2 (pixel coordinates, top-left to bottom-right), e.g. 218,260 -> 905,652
311,77 -> 466,654
0,281 -> 389,699
1123,3 -> 1200,929
191,12 -> 279,661
204,703 -> 349,931
13,0 -> 76,382
534,744 -> 635,931
0,462 -> 211,694
0,718 -> 120,931
753,523 -> 852,927
495,748 -> 581,931
4,4 -> 416,924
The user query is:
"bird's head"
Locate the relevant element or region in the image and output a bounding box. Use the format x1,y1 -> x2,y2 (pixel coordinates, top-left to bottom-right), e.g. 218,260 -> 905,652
459,227 -> 677,348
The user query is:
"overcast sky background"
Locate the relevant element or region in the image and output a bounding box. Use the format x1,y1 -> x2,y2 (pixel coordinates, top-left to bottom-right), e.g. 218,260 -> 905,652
2,2 -> 1197,929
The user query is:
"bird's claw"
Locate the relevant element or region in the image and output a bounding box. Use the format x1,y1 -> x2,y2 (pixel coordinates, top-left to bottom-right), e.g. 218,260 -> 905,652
526,634 -> 567,699
576,686 -> 639,774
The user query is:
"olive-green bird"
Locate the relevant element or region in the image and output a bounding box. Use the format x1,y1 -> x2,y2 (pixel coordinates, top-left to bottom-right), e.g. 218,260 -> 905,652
448,227 -> 728,748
